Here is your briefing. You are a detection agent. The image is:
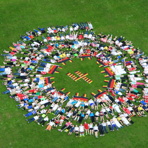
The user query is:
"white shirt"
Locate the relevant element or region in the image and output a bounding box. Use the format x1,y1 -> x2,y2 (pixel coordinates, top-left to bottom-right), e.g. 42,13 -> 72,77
102,122 -> 106,126
106,121 -> 111,126
86,110 -> 91,115
40,100 -> 49,105
40,109 -> 47,114
52,104 -> 59,111
49,121 -> 55,126
93,125 -> 98,131
5,67 -> 11,74
44,116 -> 49,121
74,127 -> 79,131
34,105 -> 40,110
88,99 -> 94,105
67,112 -> 73,117
79,125 -> 84,132
89,124 -> 93,128
95,111 -> 99,116
34,116 -> 39,120
75,101 -> 81,108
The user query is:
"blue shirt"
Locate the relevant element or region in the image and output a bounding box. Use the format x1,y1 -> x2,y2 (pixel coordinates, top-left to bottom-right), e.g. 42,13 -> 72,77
90,113 -> 94,117
140,100 -> 147,105
61,109 -> 65,113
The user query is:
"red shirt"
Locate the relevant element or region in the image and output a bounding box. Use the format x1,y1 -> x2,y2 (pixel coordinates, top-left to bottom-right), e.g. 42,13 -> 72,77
127,97 -> 134,101
47,37 -> 51,40
118,97 -> 124,103
24,61 -> 30,64
10,52 -> 16,55
123,107 -> 131,114
29,35 -> 34,39
28,89 -> 37,93
17,93 -> 26,100
77,34 -> 84,40
84,123 -> 89,129
38,96 -> 44,99
60,116 -> 65,120
55,120 -> 60,124
41,72 -> 46,75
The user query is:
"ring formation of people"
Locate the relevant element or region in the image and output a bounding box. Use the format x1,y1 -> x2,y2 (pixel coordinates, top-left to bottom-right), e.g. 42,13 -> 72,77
1,22 -> 148,138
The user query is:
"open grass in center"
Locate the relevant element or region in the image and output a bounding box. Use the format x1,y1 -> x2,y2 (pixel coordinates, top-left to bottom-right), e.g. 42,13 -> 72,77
53,57 -> 106,98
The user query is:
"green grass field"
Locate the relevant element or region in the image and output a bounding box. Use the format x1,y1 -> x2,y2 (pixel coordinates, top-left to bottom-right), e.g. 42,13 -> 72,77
53,57 -> 106,98
0,0 -> 148,148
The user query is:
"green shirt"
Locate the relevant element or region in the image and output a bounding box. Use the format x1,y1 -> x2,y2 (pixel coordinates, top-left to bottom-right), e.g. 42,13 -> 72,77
42,114 -> 46,118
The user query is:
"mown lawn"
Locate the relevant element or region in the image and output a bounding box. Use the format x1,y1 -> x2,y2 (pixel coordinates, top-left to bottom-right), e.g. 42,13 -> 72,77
53,57 -> 106,98
0,0 -> 148,148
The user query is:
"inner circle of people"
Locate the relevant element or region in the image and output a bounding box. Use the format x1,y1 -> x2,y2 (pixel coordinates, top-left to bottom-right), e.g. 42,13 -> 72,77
1,22 -> 148,139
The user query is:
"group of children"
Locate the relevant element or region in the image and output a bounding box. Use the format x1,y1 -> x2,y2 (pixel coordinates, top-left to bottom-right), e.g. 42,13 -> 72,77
1,22 -> 148,138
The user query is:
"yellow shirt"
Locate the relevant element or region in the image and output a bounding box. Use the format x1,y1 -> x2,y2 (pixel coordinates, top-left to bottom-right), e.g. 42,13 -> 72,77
128,49 -> 134,55
9,46 -> 15,50
60,53 -> 66,58
104,46 -> 108,50
117,117 -> 121,121
138,107 -> 143,111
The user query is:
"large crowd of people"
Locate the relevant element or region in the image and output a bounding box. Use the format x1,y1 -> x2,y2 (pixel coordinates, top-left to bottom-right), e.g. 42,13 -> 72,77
1,22 -> 148,138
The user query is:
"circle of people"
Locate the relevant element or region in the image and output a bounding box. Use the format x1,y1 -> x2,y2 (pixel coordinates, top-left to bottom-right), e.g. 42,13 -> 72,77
1,22 -> 148,139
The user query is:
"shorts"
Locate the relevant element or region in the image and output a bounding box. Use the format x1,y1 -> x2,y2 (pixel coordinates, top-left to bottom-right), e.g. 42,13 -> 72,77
89,128 -> 93,130
84,105 -> 88,108
73,112 -> 77,116
90,103 -> 94,106
108,111 -> 112,114
59,112 -> 64,115
60,119 -> 64,122
100,114 -> 104,116
70,128 -> 74,132
80,131 -> 84,134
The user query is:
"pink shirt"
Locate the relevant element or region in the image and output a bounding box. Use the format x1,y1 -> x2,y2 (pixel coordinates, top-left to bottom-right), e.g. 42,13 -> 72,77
11,59 -> 16,61
66,122 -> 71,126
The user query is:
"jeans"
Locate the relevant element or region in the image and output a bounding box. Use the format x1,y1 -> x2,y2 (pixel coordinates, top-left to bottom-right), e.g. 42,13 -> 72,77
34,78 -> 39,82
25,112 -> 33,117
113,59 -> 119,63
3,90 -> 10,94
27,117 -> 35,123
0,72 -> 7,75
7,85 -> 15,89
1,54 -> 11,57
112,124 -> 119,130
117,37 -> 123,42
52,97 -> 58,102
108,125 -> 113,131
40,62 -> 47,67
0,68 -> 5,72
37,67 -> 44,72
103,126 -> 108,133
13,73 -> 20,76
55,110 -> 60,115
43,59 -> 51,62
